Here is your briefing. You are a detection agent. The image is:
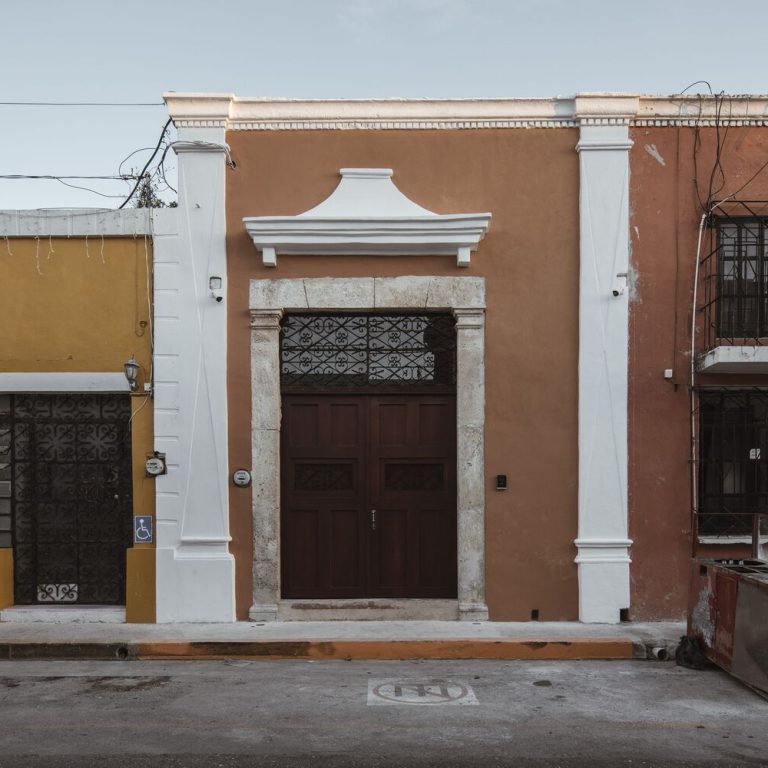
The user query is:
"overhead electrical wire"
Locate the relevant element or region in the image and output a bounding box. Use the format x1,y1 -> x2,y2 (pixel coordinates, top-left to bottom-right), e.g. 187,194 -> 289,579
118,147 -> 156,178
0,174 -> 138,180
678,80 -> 713,96
721,156 -> 768,202
0,113 -> 234,208
118,118 -> 174,209
53,179 -> 128,199
0,173 -> 141,201
158,154 -> 177,194
0,101 -> 164,107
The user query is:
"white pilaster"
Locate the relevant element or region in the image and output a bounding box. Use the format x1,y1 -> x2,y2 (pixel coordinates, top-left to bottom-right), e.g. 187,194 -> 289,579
154,124 -> 235,622
575,95 -> 637,623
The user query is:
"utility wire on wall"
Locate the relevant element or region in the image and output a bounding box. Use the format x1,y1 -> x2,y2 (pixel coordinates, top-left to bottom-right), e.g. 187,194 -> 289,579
686,82 -> 768,550
118,118 -> 174,209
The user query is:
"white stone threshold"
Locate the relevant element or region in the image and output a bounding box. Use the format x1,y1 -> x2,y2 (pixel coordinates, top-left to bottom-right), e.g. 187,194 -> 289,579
0,606 -> 126,624
277,599 -> 459,622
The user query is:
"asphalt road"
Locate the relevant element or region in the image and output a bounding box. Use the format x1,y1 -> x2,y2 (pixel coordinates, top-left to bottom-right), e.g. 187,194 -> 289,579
0,658 -> 765,767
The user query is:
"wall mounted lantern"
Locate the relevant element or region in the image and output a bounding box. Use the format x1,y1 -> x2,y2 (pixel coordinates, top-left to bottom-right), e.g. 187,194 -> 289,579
123,354 -> 140,391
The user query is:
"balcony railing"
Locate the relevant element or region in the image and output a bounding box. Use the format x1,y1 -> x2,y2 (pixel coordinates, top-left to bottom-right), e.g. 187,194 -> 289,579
697,208 -> 768,372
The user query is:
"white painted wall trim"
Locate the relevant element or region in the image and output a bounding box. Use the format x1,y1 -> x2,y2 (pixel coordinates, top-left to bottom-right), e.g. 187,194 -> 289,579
0,372 -> 129,393
244,169 -> 491,268
698,536 -> 768,545
574,538 -> 634,563
0,209 -> 176,237
0,606 -> 126,624
575,100 -> 634,624
636,96 -> 768,126
248,276 -> 488,622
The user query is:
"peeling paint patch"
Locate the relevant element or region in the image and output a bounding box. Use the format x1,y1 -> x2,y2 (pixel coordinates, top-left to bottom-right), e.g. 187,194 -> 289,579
634,226 -> 640,241
644,144 -> 666,166
627,264 -> 641,304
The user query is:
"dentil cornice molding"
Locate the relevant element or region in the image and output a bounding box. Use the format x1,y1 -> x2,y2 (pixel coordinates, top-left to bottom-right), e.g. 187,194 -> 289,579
164,92 -> 768,130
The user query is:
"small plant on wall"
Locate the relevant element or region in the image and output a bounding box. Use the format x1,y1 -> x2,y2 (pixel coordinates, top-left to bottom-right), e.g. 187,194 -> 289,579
133,176 -> 177,209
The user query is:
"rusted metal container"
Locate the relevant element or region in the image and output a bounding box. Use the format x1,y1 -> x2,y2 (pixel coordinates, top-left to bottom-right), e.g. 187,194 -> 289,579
688,558 -> 768,696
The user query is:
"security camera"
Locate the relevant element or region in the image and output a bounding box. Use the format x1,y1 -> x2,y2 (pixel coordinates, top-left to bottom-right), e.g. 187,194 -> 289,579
209,276 -> 224,302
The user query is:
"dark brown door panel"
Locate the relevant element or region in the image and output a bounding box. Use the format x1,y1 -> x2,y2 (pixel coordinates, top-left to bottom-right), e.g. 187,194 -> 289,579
281,394 -> 456,599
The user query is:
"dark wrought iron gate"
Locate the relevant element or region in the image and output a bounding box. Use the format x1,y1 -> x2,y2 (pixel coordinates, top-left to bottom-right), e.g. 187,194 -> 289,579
0,394 -> 133,605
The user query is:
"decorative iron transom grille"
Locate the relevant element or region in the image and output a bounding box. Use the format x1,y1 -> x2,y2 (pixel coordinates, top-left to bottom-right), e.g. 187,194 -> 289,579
0,394 -> 133,605
280,313 -> 456,390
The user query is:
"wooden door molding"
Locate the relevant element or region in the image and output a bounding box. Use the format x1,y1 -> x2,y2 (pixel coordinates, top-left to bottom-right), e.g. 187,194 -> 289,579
249,276 -> 488,622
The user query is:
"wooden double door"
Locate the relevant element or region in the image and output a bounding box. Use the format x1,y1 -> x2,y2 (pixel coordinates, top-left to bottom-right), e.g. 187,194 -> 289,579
281,394 -> 457,599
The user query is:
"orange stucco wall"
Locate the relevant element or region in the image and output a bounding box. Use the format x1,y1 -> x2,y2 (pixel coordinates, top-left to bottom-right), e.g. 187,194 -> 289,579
225,128 -> 581,621
0,236 -> 155,619
629,127 -> 768,620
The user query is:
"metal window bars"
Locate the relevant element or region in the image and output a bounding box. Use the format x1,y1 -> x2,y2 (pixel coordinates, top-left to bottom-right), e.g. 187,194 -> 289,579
699,203 -> 768,352
697,389 -> 768,539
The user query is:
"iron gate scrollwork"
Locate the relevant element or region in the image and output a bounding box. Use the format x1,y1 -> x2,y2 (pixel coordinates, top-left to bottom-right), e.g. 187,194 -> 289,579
1,394 -> 133,605
280,313 -> 456,390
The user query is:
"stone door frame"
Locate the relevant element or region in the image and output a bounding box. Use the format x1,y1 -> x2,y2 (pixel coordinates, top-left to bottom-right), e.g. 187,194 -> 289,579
248,276 -> 488,622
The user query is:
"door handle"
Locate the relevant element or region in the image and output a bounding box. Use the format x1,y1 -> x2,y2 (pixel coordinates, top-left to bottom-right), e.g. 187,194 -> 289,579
371,509 -> 376,531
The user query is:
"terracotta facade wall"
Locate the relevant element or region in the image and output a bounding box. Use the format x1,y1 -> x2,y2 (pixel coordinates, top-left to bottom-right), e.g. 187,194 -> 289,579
628,126 -> 768,620
225,128 -> 581,620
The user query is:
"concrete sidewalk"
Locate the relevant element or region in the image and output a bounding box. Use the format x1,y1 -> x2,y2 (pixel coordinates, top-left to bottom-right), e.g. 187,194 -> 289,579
0,618 -> 685,661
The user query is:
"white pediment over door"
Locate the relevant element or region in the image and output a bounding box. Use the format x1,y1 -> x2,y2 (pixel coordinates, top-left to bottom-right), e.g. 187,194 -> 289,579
243,168 -> 491,267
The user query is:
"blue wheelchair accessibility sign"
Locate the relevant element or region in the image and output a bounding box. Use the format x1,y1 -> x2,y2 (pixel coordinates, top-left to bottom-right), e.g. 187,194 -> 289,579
133,516 -> 153,544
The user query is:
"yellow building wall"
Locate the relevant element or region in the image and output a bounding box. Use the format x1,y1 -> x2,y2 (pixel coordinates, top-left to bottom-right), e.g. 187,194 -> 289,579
126,393 -> 156,623
0,550 -> 12,610
0,236 -> 155,620
1,237 -> 152,374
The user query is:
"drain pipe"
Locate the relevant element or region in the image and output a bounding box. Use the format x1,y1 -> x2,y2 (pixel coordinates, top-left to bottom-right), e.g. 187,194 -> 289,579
690,212 -> 707,552
650,646 -> 670,661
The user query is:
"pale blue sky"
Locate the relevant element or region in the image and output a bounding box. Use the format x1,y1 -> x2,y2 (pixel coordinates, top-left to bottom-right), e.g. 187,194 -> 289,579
2,0 -> 766,209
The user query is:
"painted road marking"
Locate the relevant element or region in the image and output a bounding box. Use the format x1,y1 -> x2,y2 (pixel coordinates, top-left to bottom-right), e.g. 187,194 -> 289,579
367,678 -> 478,706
